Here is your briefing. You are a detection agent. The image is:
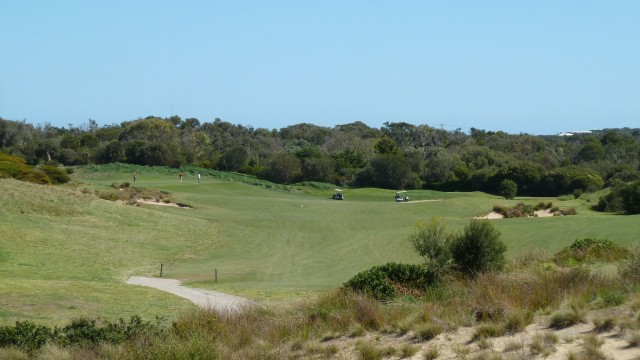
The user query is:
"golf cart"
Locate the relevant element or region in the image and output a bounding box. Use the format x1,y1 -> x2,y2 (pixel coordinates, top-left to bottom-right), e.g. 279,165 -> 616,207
332,189 -> 344,200
395,191 -> 409,202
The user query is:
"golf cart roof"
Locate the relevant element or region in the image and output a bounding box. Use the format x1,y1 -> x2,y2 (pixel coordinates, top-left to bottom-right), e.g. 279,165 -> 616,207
334,189 -> 343,192
396,191 -> 407,194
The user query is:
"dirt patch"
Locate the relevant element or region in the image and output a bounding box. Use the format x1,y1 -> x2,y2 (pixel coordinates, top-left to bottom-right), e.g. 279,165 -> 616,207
136,199 -> 192,209
320,318 -> 640,359
474,211 -> 505,219
475,209 -> 554,220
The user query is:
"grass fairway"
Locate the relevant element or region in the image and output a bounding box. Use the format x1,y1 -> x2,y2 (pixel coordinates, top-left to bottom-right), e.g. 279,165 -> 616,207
1,165 -> 638,324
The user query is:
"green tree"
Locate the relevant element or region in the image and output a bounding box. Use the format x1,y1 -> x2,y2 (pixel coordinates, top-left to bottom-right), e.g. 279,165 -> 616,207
99,140 -> 125,163
218,146 -> 248,171
499,179 -> 517,199
263,153 -> 302,184
374,136 -> 401,155
409,218 -> 452,272
450,220 -> 506,276
370,154 -> 412,189
619,180 -> 640,214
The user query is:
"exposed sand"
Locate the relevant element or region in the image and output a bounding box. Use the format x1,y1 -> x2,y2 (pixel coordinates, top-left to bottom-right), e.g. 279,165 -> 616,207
136,199 -> 192,208
475,209 -> 555,220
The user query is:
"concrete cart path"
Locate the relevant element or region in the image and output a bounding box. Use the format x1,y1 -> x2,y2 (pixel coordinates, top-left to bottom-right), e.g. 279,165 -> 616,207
127,276 -> 254,313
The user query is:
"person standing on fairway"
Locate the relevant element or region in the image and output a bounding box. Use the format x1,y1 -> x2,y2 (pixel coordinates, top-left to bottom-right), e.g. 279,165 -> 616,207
133,172 -> 137,183
197,172 -> 201,183
179,172 -> 184,182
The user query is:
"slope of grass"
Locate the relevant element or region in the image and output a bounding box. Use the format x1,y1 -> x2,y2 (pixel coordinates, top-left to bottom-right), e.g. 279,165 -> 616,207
1,165 -> 638,324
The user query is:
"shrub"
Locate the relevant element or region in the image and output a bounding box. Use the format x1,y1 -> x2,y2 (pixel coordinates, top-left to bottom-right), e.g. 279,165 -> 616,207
0,321 -> 52,353
549,307 -> 584,329
593,317 -> 615,333
558,207 -> 578,216
492,205 -> 508,216
618,246 -> 640,285
15,169 -> 51,185
408,218 -> 452,272
594,180 -> 640,214
533,202 -> 553,211
413,322 -> 443,341
39,165 -> 71,184
555,238 -> 629,264
619,180 -> 640,214
399,344 -> 418,358
527,332 -> 558,356
355,341 -> 383,360
423,347 -> 439,360
343,263 -> 438,301
503,309 -> 533,333
450,220 -> 507,276
472,323 -> 505,340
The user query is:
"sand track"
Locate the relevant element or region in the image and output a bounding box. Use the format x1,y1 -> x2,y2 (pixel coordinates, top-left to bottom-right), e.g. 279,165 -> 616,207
127,276 -> 253,312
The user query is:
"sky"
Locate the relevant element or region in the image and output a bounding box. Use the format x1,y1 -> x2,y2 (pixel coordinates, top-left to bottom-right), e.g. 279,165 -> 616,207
1,1 -> 639,135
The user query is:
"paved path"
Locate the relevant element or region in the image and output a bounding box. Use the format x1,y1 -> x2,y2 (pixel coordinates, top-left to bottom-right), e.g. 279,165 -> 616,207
127,276 -> 254,312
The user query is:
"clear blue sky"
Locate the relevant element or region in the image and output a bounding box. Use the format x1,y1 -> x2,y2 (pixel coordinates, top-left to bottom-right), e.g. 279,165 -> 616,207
1,1 -> 638,135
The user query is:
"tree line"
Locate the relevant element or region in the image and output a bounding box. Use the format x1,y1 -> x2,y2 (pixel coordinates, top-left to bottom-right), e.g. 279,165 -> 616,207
1,116 -> 639,198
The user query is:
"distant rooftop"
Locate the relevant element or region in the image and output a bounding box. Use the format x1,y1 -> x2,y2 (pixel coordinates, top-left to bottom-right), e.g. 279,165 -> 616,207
558,130 -> 593,136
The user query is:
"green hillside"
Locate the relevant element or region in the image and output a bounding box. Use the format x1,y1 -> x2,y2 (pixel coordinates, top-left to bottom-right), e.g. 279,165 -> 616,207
1,165 -> 638,325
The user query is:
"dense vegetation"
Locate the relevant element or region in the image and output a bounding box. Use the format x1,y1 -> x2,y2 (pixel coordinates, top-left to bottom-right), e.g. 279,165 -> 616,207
2,117 -> 639,201
0,151 -> 70,185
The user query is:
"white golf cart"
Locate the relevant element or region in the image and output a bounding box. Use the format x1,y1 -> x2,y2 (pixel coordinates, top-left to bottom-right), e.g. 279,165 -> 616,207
395,191 -> 409,202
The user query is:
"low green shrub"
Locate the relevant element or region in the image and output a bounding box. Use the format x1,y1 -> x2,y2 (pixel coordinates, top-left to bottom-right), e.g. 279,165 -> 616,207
558,207 -> 578,216
413,322 -> 443,341
15,169 -> 51,185
343,263 -> 438,301
534,202 -> 553,211
593,317 -> 615,333
555,238 -> 630,264
549,308 -> 584,329
0,321 -> 52,353
492,205 -> 508,216
472,323 -> 505,340
0,316 -> 164,353
39,165 -> 71,184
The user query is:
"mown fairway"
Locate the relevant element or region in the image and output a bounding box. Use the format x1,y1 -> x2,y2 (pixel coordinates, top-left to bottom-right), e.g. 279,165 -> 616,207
1,165 -> 638,324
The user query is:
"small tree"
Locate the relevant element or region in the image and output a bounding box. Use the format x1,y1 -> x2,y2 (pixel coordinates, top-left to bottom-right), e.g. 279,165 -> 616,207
499,179 -> 517,199
619,180 -> 640,214
450,220 -> 506,276
409,218 -> 452,272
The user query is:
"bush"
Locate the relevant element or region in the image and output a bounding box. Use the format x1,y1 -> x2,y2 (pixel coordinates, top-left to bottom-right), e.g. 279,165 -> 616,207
594,180 -> 640,214
39,165 -> 71,184
450,220 -> 507,276
549,307 -> 585,329
499,179 -> 517,199
555,238 -> 629,264
558,207 -> 577,216
619,246 -> 640,285
619,180 -> 640,214
15,169 -> 51,185
0,316 -> 163,353
0,321 -> 52,353
408,218 -> 452,272
533,202 -> 553,211
343,263 -> 438,301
